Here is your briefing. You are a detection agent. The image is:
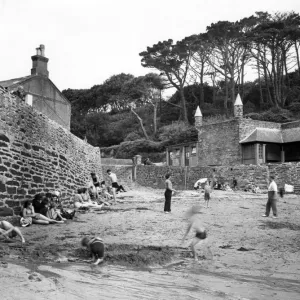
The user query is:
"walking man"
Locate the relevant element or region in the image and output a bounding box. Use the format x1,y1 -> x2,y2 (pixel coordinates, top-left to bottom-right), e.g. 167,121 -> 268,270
262,176 -> 278,218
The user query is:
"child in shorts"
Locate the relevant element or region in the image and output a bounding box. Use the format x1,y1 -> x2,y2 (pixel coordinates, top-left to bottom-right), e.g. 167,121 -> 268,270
181,206 -> 212,261
81,236 -> 105,265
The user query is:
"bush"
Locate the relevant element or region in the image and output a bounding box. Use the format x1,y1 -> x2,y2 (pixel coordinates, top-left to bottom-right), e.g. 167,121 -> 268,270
101,145 -> 120,157
289,102 -> 300,113
124,132 -> 142,141
245,107 -> 295,123
158,122 -> 198,146
115,139 -> 164,159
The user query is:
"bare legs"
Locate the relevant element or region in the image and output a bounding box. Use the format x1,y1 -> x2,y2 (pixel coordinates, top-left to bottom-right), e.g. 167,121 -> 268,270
190,238 -> 212,261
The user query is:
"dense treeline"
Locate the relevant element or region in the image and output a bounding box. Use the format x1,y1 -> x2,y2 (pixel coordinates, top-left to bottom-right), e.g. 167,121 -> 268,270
63,11 -> 300,159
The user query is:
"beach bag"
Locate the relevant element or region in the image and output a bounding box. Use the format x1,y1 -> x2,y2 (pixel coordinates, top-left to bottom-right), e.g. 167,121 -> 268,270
61,209 -> 75,219
20,217 -> 32,227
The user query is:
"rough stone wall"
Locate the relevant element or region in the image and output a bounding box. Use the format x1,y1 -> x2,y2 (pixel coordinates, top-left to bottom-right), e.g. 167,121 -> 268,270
101,158 -> 133,165
136,165 -> 269,190
238,119 -> 281,141
267,163 -> 300,189
197,119 -> 241,166
0,94 -> 102,215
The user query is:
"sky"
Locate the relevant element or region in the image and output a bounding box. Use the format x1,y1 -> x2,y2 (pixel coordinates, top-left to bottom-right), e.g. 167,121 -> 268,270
0,0 -> 300,92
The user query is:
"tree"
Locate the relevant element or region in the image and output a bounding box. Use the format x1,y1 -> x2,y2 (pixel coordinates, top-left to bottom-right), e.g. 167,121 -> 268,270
121,73 -> 164,138
206,21 -> 247,111
140,39 -> 194,122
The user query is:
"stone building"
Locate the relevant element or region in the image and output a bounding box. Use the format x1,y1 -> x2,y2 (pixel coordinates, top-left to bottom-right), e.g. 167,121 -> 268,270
0,45 -> 71,129
166,94 -> 300,166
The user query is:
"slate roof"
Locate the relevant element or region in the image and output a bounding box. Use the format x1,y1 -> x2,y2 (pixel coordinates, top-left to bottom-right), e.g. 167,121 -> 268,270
240,127 -> 300,144
0,75 -> 33,89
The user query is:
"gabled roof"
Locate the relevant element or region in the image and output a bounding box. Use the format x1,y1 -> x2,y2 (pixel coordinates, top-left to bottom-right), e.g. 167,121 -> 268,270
0,75 -> 71,106
282,127 -> 300,143
0,75 -> 33,88
240,128 -> 283,144
240,127 -> 300,144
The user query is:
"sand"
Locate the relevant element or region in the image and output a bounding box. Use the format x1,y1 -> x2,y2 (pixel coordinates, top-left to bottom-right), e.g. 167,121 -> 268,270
0,187 -> 300,299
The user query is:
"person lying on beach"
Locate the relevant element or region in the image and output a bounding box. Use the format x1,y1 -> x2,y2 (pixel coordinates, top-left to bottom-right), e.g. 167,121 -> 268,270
81,237 -> 105,265
181,206 -> 212,261
23,201 -> 64,225
0,220 -> 25,245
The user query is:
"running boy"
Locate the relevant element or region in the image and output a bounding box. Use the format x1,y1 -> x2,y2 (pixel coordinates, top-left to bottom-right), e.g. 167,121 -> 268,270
81,236 -> 105,265
181,206 -> 212,261
0,220 -> 25,245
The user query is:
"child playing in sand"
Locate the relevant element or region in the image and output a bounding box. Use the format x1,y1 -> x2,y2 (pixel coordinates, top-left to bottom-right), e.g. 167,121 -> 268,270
81,237 -> 105,265
181,206 -> 212,261
0,220 -> 25,245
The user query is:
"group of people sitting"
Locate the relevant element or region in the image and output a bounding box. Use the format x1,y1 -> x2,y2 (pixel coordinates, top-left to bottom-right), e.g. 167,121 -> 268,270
20,191 -> 75,227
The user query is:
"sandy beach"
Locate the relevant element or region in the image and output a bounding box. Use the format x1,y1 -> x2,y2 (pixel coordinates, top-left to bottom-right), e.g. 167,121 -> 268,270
0,187 -> 300,299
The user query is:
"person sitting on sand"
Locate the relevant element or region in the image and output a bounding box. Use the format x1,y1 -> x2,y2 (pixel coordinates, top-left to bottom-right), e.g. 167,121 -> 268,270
23,201 -> 64,225
0,220 -> 25,245
44,197 -> 66,221
181,206 -> 212,261
73,188 -> 103,209
81,236 -> 105,265
94,182 -> 111,206
32,193 -> 48,216
100,181 -> 113,200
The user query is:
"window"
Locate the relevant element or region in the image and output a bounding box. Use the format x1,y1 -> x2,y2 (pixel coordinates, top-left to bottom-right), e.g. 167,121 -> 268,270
258,144 -> 263,159
191,146 -> 197,154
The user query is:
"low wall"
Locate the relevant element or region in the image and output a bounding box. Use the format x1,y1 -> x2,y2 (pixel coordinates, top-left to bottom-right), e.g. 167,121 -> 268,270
136,165 -> 269,190
0,94 -> 102,215
101,158 -> 133,165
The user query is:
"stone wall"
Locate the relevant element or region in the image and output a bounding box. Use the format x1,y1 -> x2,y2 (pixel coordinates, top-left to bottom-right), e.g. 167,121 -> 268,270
0,95 -> 102,215
197,119 -> 241,166
136,164 -> 269,190
239,119 -> 281,140
268,162 -> 300,189
101,158 -> 133,165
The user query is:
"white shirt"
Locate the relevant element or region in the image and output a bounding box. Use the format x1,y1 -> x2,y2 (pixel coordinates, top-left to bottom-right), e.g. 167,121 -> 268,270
109,172 -> 118,183
268,181 -> 277,192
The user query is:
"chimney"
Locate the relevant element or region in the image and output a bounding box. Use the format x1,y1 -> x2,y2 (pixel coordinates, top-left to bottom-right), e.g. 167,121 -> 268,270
234,94 -> 243,119
31,44 -> 49,77
194,106 -> 203,129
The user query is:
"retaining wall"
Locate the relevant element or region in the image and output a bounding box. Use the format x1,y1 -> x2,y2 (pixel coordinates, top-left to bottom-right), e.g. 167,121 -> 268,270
136,163 -> 300,192
0,94 -> 102,215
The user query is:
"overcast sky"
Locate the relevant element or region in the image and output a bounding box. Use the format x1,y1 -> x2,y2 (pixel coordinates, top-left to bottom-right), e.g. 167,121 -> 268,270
0,0 -> 299,92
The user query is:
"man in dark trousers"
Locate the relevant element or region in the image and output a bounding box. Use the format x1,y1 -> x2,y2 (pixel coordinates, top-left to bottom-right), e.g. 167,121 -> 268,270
262,176 -> 278,219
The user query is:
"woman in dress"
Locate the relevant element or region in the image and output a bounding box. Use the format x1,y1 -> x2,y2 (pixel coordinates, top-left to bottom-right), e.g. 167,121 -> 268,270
164,173 -> 176,214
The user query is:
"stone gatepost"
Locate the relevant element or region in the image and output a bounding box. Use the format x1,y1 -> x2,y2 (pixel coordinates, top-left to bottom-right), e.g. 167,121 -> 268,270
132,155 -> 142,181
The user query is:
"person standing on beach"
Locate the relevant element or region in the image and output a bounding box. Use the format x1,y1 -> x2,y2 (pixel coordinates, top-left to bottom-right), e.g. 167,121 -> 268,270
204,181 -> 211,208
107,169 -> 126,203
164,173 -> 176,214
262,176 -> 278,218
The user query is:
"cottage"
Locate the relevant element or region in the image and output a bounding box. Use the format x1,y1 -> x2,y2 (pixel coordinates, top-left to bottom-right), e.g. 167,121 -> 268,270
0,45 -> 71,129
166,94 -> 300,166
